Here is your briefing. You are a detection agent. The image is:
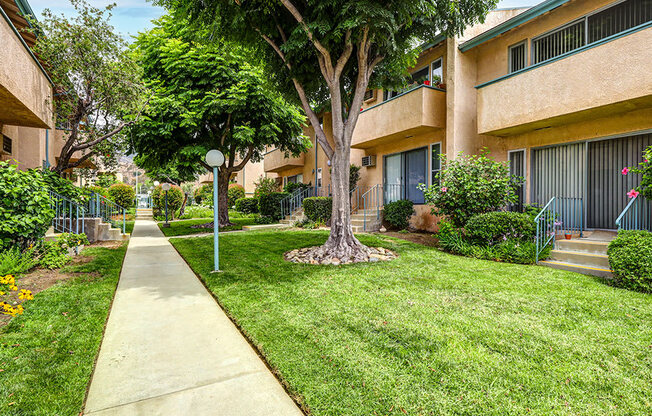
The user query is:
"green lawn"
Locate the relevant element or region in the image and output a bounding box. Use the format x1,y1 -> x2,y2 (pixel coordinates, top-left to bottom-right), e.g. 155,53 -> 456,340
172,231 -> 651,416
158,217 -> 258,237
124,220 -> 135,234
0,243 -> 127,414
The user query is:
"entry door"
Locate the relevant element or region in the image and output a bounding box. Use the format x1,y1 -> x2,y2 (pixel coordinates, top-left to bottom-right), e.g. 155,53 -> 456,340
384,153 -> 402,203
405,148 -> 427,204
587,133 -> 652,229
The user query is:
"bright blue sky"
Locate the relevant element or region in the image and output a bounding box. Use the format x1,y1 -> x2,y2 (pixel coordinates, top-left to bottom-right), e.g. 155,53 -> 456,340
30,0 -> 535,40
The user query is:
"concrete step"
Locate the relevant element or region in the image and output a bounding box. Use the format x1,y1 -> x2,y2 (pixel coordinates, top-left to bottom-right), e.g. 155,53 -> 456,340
242,223 -> 290,231
549,249 -> 610,269
351,218 -> 381,227
540,260 -> 613,278
555,239 -> 609,255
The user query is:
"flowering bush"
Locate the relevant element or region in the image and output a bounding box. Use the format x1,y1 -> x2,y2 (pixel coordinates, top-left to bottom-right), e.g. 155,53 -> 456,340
152,185 -> 184,219
253,176 -> 279,199
0,274 -> 33,317
418,149 -> 520,227
227,184 -> 245,207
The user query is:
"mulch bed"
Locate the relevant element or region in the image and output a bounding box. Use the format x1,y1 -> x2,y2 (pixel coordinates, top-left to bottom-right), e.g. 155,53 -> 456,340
381,231 -> 438,247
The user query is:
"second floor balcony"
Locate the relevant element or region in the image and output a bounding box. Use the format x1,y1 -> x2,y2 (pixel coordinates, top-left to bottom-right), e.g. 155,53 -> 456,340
351,85 -> 446,149
476,24 -> 652,136
263,148 -> 305,173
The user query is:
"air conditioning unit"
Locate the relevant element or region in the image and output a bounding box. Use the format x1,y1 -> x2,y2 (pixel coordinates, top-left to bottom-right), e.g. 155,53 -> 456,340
2,135 -> 12,155
361,155 -> 376,167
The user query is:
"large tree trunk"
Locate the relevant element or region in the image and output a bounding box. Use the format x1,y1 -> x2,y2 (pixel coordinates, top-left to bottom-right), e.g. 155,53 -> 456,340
321,144 -> 369,261
217,169 -> 232,227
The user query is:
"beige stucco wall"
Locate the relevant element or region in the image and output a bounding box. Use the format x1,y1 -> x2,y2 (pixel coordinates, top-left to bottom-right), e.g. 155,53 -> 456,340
232,159 -> 265,196
0,14 -> 53,129
477,27 -> 652,135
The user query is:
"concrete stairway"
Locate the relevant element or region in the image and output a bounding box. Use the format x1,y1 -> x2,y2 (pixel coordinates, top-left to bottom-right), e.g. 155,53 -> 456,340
351,210 -> 382,233
136,208 -> 153,219
46,217 -> 129,242
540,231 -> 615,278
280,208 -> 306,225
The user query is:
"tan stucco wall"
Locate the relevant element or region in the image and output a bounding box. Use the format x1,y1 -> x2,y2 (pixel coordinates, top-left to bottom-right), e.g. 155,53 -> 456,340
0,15 -> 53,129
0,124 -> 57,170
232,160 -> 265,196
477,27 -> 652,135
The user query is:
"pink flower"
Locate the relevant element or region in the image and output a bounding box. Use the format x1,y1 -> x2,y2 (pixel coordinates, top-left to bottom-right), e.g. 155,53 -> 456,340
627,189 -> 640,199
645,158 -> 649,163
621,167 -> 629,175
440,187 -> 448,193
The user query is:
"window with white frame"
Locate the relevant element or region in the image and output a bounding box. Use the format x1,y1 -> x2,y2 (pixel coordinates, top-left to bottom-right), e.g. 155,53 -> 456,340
430,143 -> 441,185
508,41 -> 527,73
430,58 -> 443,85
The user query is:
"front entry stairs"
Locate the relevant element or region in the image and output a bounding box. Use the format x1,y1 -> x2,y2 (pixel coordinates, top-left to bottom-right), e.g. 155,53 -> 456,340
540,231 -> 615,278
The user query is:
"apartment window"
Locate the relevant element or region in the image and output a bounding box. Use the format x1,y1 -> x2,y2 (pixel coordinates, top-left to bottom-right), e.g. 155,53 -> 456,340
316,168 -> 322,188
430,143 -> 441,185
588,0 -> 652,42
532,20 -> 585,64
508,41 -> 527,73
364,89 -> 374,101
384,65 -> 430,100
531,0 -> 652,65
430,58 -> 443,85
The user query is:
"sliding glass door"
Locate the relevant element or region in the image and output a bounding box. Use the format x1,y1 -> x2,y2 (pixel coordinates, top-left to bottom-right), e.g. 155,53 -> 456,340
383,147 -> 427,204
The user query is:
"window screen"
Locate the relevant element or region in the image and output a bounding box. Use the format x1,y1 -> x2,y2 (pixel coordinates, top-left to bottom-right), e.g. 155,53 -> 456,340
508,42 -> 527,73
532,20 -> 585,64
431,143 -> 441,185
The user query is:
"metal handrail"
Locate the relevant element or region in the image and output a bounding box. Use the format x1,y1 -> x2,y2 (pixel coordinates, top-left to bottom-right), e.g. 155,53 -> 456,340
534,197 -> 556,263
362,184 -> 382,231
616,194 -> 650,230
280,187 -> 314,219
88,192 -> 126,234
49,191 -> 85,235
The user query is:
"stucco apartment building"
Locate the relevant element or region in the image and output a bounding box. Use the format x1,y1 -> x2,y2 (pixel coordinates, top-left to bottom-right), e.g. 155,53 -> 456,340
265,0 -> 652,232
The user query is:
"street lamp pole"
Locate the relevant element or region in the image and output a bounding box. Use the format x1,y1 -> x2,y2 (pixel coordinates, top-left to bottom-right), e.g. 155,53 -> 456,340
205,149 -> 225,272
162,183 -> 171,228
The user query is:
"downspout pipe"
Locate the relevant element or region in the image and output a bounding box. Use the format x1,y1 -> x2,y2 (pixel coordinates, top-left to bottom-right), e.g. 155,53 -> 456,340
45,129 -> 49,168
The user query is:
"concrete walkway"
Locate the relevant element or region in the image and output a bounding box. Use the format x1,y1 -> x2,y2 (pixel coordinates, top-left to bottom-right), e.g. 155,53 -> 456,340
84,219 -> 303,415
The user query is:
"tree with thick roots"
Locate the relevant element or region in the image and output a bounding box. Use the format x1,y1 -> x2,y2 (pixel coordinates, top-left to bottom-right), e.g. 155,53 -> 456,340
162,0 -> 498,262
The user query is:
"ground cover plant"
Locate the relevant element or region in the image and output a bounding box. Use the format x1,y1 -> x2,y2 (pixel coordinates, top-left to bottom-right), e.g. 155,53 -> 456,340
172,231 -> 651,416
0,243 -> 127,414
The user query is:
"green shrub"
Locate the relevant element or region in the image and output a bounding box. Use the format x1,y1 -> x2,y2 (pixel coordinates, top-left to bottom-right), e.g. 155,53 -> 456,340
235,197 -> 259,214
152,185 -> 184,220
179,205 -> 213,219
254,215 -> 275,224
303,197 -> 332,222
38,168 -> 85,202
419,149 -> 520,227
193,184 -> 212,205
465,211 -> 536,245
295,218 -> 323,229
108,183 -> 135,209
607,230 -> 652,293
228,184 -> 245,207
283,182 -> 311,194
383,200 -> 415,230
0,162 -> 54,250
0,246 -> 38,276
254,176 -> 279,199
258,192 -> 290,220
39,241 -> 70,269
84,185 -> 109,198
350,164 -> 361,192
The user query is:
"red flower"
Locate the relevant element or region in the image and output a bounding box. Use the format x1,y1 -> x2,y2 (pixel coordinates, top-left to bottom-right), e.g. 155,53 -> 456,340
424,80 -> 431,86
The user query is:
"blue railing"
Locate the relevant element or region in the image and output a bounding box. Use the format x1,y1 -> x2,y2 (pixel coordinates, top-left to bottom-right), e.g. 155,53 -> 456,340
362,184 -> 382,231
616,194 -> 651,231
49,191 -> 85,235
87,193 -> 126,234
280,187 -> 313,219
534,196 -> 584,262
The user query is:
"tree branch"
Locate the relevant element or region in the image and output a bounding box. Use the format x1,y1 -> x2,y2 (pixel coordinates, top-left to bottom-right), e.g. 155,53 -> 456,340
64,149 -> 96,170
234,145 -> 255,171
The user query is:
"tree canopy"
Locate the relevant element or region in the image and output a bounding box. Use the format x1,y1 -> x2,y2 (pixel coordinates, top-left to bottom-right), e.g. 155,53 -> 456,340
30,0 -> 145,174
130,15 -> 309,224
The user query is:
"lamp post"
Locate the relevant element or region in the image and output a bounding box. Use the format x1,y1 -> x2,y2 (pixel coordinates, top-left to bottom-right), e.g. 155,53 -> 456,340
162,183 -> 171,228
205,149 -> 225,272
153,181 -> 160,210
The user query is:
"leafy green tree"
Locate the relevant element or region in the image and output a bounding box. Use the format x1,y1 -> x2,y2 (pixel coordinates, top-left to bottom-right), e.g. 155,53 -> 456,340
162,0 -> 497,261
130,16 -> 308,226
29,0 -> 146,175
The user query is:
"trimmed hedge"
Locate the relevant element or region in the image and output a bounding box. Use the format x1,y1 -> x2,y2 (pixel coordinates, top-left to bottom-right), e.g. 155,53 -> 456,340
607,230 -> 652,293
152,185 -> 184,220
465,211 -> 535,245
259,192 -> 290,220
108,183 -> 135,209
228,184 -> 245,207
303,197 -> 332,222
235,197 -> 259,214
383,200 -> 414,230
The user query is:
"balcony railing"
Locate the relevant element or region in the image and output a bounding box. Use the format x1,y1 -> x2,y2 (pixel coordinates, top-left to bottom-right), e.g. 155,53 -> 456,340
351,84 -> 445,149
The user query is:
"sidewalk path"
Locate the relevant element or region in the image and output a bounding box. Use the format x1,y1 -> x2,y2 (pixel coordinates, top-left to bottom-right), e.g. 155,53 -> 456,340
84,219 -> 303,415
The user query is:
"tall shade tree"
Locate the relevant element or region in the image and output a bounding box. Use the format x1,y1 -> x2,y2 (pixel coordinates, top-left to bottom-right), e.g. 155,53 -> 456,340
29,0 -> 145,175
130,16 -> 308,226
162,0 -> 498,261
